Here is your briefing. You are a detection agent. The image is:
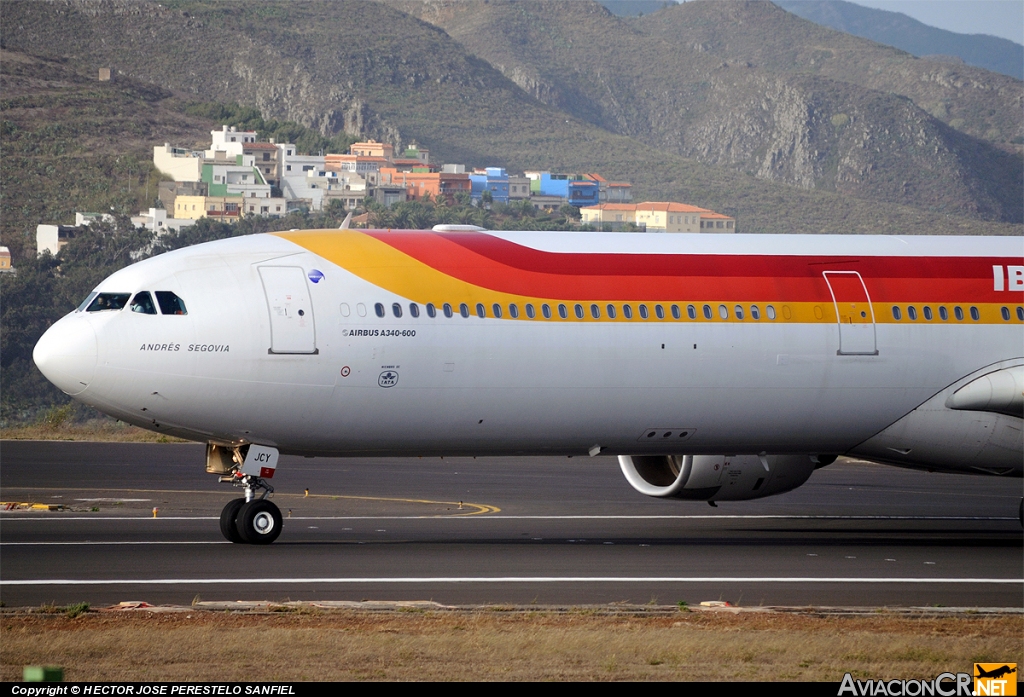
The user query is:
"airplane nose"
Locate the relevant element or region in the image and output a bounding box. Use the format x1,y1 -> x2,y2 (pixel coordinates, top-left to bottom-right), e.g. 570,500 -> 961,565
33,315 -> 97,396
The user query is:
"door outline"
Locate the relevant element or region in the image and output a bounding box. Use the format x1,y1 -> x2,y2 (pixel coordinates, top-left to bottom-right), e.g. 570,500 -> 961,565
823,270 -> 878,356
259,266 -> 319,355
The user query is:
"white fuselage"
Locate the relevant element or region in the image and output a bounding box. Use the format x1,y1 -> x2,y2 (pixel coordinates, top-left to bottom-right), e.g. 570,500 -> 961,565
33,231 -> 1024,478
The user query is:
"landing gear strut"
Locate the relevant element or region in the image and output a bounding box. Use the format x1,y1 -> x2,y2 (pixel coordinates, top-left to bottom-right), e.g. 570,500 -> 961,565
219,473 -> 281,545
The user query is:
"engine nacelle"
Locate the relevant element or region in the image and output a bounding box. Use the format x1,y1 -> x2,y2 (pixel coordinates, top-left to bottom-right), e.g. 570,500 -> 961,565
618,453 -> 829,502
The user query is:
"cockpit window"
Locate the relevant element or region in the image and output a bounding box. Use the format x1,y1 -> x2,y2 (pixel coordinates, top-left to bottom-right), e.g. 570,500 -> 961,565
130,292 -> 158,315
86,293 -> 131,312
77,292 -> 98,312
155,291 -> 187,315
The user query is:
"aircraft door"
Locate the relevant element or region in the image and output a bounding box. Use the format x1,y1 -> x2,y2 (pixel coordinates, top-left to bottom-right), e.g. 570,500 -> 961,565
823,271 -> 878,356
259,266 -> 318,354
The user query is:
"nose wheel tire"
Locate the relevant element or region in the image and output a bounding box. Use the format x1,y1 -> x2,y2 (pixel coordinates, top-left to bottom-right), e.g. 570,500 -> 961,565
236,499 -> 283,545
219,498 -> 247,543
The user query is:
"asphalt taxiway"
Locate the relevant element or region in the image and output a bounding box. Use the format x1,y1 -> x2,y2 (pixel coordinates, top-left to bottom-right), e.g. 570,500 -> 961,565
1,441 -> 1021,608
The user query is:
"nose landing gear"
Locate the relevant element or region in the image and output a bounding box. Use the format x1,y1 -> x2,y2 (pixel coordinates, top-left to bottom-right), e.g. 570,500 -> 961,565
209,443 -> 284,544
236,497 -> 282,544
219,473 -> 282,544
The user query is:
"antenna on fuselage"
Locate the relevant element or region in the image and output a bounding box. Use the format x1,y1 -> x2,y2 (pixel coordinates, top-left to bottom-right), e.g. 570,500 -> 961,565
339,212 -> 353,230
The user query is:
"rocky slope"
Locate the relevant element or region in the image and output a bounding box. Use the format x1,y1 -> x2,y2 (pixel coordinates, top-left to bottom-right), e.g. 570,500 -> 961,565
393,0 -> 1022,223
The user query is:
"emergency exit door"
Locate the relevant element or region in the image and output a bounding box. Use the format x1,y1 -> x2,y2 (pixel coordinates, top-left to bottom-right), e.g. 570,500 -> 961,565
259,266 -> 318,354
823,271 -> 878,356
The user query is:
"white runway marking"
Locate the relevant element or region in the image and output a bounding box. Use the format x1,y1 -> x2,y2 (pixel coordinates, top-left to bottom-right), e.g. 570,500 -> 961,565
0,515 -> 1016,521
1,541 -> 229,546
0,516 -> 218,521
2,577 -> 1021,586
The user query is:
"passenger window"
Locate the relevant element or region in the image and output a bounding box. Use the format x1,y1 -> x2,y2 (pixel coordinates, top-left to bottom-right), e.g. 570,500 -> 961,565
375,303 -> 385,318
130,292 -> 157,315
970,306 -> 980,321
623,304 -> 633,319
574,304 -> 584,319
1017,307 -> 1024,321
954,306 -> 964,321
477,303 -> 486,318
443,303 -> 454,318
526,304 -> 536,319
409,303 -> 420,318
892,306 -> 902,321
459,303 -> 470,318
426,303 -> 437,318
702,304 -> 712,320
340,303 -> 351,317
750,305 -> 760,320
655,305 -> 665,320
734,305 -> 744,320
509,304 -> 519,319
86,292 -> 131,312
938,306 -> 947,321
718,304 -> 728,319
590,304 -> 600,319
542,304 -> 552,319
907,306 -> 917,320
356,303 -> 367,318
1000,306 -> 1010,321
687,305 -> 696,320
558,304 -> 568,319
392,302 -> 403,318
606,304 -> 617,319
766,305 -> 776,320
639,304 -> 649,319
924,306 -> 933,321
491,303 -> 502,319
671,305 -> 681,320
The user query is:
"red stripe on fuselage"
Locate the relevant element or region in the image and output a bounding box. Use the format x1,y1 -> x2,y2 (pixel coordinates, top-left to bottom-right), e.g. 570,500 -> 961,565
365,230 -> 1017,303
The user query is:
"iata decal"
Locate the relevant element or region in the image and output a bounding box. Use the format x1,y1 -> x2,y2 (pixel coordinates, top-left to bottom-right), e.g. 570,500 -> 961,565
378,370 -> 399,388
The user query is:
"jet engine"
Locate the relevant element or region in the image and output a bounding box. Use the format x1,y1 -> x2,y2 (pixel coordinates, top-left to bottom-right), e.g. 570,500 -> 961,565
618,453 -> 833,502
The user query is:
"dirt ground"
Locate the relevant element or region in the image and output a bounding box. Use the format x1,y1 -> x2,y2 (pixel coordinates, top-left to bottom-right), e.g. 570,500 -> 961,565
2,606 -> 1021,681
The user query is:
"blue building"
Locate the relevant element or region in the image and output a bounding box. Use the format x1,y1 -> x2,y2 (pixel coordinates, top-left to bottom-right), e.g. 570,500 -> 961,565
469,167 -> 510,204
536,172 -> 599,208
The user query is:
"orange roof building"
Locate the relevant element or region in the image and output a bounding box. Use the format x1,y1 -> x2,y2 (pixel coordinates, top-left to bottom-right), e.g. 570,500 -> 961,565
349,141 -> 394,160
580,202 -> 734,233
379,168 -> 471,203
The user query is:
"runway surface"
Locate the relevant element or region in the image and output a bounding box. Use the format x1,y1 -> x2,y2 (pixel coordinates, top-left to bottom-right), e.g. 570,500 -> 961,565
1,441 -> 1021,608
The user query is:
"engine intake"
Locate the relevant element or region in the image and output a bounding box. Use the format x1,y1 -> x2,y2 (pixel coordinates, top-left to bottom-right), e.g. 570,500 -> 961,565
618,453 -> 823,501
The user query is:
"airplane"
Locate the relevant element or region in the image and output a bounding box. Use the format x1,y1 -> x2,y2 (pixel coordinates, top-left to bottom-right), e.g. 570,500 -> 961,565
975,665 -> 1017,680
32,226 -> 1024,544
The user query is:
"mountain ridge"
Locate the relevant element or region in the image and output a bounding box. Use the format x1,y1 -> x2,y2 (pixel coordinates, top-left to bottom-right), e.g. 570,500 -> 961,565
393,0 -> 1022,222
776,0 -> 1024,81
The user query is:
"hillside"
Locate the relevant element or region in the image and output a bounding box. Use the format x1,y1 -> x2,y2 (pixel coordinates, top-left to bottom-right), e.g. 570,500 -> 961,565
394,0 -> 1022,223
0,50 -> 215,261
639,1 -> 1022,147
0,0 -> 1020,243
776,0 -> 1024,81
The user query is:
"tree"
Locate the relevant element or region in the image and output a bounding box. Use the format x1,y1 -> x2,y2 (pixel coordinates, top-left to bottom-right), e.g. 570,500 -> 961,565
559,204 -> 580,222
